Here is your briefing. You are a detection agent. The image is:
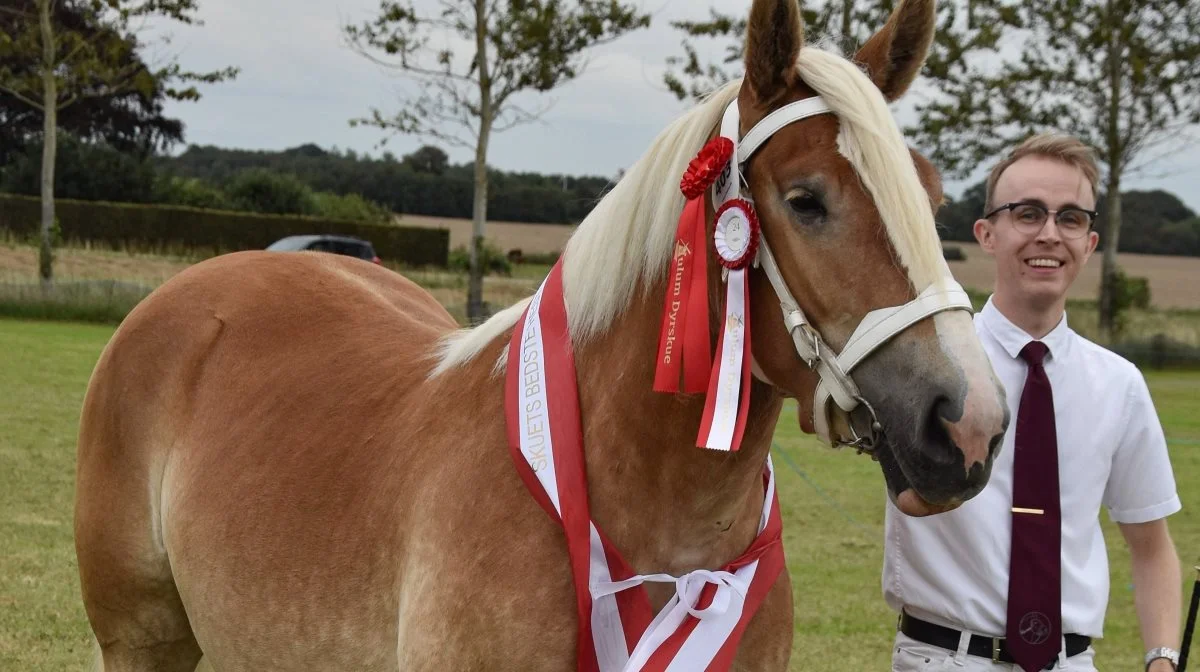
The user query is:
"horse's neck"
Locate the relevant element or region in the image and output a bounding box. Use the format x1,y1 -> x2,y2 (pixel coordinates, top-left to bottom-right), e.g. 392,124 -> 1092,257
572,278 -> 784,576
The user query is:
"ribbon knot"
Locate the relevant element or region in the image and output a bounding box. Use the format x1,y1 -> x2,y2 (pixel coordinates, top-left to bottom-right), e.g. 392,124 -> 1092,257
592,568 -> 749,621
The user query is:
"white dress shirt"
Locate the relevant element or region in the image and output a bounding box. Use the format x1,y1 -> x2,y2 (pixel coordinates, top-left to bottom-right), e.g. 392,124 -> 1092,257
882,296 -> 1182,639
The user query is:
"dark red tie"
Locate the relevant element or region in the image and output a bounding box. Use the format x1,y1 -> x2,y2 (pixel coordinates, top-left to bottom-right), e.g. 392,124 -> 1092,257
1006,341 -> 1061,672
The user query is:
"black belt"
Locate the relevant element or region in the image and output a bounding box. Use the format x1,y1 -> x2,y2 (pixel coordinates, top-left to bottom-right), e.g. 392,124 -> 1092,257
899,612 -> 1091,668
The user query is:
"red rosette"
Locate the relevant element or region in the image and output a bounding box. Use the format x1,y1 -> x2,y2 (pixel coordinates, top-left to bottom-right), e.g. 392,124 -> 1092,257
679,137 -> 735,200
713,199 -> 761,270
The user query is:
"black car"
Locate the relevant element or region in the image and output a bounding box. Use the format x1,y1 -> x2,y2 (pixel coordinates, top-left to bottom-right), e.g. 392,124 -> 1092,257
266,235 -> 381,265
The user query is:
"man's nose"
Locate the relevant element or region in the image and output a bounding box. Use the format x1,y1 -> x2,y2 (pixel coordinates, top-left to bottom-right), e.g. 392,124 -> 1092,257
1035,214 -> 1064,242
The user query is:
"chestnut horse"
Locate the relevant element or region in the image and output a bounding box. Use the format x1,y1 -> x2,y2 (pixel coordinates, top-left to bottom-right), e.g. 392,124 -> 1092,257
74,0 -> 1008,669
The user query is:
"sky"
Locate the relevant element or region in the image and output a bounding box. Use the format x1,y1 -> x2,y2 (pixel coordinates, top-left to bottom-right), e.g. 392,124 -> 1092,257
144,0 -> 1200,211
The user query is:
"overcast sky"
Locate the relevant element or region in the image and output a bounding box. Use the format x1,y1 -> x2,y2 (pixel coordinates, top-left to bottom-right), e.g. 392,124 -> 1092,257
145,0 -> 1200,211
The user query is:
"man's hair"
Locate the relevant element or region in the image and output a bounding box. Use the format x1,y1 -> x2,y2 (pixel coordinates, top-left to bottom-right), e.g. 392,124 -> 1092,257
983,133 -> 1100,213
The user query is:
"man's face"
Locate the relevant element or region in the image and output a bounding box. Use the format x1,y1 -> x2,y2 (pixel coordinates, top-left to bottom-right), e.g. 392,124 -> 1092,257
973,156 -> 1100,309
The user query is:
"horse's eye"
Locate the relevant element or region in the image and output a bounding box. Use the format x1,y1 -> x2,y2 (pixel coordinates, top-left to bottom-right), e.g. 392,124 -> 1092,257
787,192 -> 826,221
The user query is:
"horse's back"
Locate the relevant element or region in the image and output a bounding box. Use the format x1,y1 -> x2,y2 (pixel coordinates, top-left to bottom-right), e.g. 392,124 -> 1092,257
75,251 -> 461,670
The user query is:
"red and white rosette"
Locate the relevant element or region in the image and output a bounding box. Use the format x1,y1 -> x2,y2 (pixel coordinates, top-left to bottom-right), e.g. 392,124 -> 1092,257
713,200 -> 760,271
697,199 -> 759,452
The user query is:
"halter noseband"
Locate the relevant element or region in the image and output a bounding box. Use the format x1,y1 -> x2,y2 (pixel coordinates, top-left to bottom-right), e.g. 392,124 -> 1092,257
717,96 -> 974,453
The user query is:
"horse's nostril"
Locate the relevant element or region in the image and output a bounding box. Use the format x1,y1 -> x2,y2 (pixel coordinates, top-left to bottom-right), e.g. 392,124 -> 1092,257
988,431 -> 1004,459
922,395 -> 953,449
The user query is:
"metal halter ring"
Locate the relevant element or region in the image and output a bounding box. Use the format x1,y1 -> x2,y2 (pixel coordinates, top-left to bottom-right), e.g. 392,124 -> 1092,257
799,324 -> 821,369
833,395 -> 884,456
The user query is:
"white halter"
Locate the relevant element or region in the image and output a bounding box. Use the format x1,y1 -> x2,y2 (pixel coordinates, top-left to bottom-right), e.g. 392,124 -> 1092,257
713,96 -> 973,451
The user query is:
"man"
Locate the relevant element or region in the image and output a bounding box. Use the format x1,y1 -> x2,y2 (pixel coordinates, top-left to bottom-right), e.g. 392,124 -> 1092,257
882,133 -> 1183,672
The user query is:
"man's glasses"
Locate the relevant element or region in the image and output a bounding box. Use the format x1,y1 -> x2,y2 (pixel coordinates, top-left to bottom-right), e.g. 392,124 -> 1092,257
984,202 -> 1097,240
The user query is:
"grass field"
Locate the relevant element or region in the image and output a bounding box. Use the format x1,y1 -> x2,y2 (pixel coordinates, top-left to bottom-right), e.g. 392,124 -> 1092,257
1,317 -> 1196,671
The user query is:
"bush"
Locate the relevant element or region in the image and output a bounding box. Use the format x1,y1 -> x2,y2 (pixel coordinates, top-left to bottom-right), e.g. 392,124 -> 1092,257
1107,334 -> 1200,370
515,251 -> 561,266
1112,268 -> 1151,311
311,191 -> 392,223
1107,267 -> 1153,337
0,193 -> 449,268
226,169 -> 316,215
448,240 -> 512,276
154,176 -> 234,210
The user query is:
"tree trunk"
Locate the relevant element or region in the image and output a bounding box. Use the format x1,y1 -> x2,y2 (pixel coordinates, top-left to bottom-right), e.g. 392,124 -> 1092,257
466,0 -> 491,324
841,0 -> 853,46
1097,0 -> 1122,341
38,0 -> 56,289
1098,175 -> 1122,339
468,132 -> 491,323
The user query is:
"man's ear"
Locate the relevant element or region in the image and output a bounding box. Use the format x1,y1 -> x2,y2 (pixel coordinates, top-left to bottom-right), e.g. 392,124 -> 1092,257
974,218 -> 995,254
1082,230 -> 1100,260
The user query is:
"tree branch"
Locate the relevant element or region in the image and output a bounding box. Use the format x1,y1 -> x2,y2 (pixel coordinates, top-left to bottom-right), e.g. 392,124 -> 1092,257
0,82 -> 45,110
343,34 -> 475,84
492,97 -> 552,133
0,5 -> 33,18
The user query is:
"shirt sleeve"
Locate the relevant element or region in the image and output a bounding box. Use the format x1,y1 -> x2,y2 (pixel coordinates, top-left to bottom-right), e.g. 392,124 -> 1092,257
1102,369 -> 1182,524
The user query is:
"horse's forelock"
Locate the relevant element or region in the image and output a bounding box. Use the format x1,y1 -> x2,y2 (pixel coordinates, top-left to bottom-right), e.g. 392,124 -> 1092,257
793,47 -> 950,291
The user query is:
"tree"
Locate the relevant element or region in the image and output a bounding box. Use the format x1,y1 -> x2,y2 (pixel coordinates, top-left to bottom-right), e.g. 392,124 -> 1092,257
907,0 -> 1200,339
662,1 -> 1006,104
343,0 -> 651,322
403,145 -> 449,176
0,0 -> 237,286
0,2 -> 184,165
664,1 -> 894,101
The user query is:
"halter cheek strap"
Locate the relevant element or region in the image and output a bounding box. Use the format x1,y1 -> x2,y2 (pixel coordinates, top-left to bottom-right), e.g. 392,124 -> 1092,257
718,96 -> 974,450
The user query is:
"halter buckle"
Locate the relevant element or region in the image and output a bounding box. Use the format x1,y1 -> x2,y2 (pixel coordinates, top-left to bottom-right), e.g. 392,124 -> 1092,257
799,324 -> 821,369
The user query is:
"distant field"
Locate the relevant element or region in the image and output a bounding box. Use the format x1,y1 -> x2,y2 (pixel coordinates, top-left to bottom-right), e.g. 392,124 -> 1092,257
2,232 -> 1198,341
395,214 -> 576,256
391,217 -> 1200,310
945,241 -> 1200,310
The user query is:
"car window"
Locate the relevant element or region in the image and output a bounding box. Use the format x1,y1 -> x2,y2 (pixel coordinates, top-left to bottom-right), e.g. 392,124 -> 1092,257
267,238 -> 310,251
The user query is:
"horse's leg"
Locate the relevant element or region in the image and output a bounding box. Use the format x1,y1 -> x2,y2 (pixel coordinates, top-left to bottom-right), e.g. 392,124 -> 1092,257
732,571 -> 795,671
75,342 -> 201,672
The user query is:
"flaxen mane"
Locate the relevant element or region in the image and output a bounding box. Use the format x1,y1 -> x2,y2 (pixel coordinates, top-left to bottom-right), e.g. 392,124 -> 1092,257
431,45 -> 950,377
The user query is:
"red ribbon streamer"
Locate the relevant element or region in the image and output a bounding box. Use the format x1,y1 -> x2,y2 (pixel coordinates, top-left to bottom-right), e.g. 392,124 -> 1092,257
653,196 -> 711,394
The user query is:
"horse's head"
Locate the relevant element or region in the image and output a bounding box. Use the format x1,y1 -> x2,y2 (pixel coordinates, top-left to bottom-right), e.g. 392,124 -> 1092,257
732,0 -> 1009,516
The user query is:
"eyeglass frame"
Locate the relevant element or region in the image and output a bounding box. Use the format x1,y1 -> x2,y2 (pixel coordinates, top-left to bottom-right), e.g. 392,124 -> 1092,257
983,201 -> 1099,239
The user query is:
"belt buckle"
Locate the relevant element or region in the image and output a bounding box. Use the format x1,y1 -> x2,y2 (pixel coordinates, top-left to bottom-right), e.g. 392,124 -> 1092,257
991,637 -> 1002,663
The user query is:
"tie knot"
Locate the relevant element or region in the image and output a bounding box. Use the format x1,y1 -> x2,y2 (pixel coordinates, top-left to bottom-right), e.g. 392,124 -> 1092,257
1020,341 -> 1049,366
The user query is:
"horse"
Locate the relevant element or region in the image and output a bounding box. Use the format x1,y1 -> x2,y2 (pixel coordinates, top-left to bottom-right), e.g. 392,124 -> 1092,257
73,0 -> 1009,669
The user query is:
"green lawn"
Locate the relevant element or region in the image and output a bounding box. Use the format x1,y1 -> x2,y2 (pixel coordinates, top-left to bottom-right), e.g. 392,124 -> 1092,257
1,317 -> 1196,671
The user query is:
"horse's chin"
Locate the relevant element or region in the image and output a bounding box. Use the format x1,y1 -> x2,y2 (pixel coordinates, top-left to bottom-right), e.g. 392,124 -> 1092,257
781,382 -> 967,518
892,489 -> 962,517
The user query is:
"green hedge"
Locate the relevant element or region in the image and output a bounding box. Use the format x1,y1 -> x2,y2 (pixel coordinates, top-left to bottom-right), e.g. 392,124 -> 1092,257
0,193 -> 449,267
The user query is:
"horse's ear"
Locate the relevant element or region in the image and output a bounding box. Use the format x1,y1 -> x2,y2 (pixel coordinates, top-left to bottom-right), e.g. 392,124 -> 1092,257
852,0 -> 936,102
743,0 -> 804,106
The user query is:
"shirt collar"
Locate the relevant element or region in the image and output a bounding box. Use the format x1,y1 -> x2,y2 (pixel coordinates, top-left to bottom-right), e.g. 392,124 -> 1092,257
979,295 -> 1071,361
